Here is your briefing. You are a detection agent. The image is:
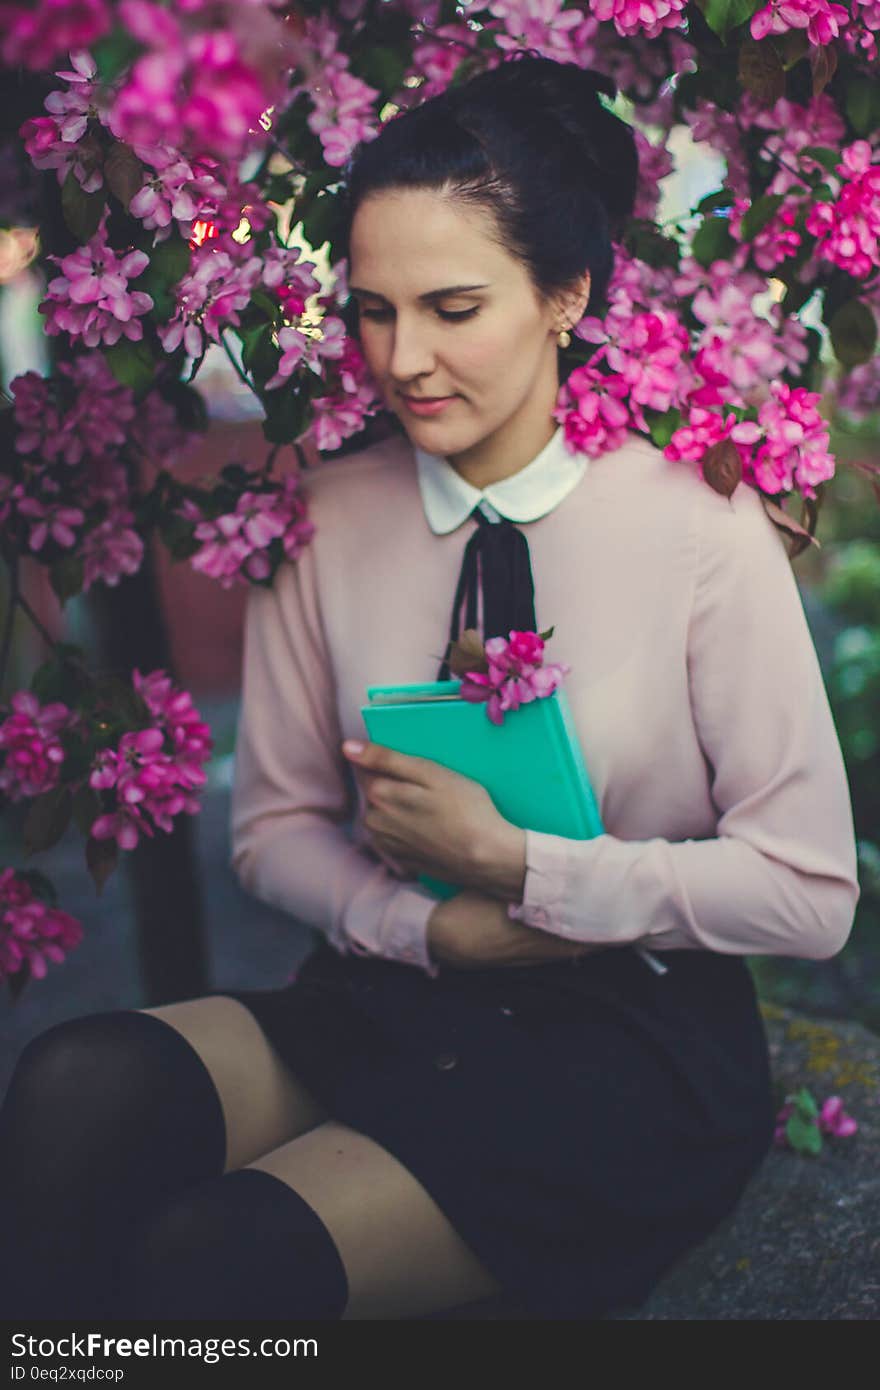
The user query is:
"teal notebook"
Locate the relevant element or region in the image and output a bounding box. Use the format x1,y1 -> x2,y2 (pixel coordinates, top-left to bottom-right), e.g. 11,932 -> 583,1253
360,678 -> 604,900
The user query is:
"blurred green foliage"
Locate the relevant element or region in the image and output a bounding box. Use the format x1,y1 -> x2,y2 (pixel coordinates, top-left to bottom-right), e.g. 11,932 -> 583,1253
749,421 -> 880,1034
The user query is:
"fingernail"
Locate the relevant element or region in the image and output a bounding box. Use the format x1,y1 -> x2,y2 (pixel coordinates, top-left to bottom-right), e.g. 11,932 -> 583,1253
343,740 -> 365,757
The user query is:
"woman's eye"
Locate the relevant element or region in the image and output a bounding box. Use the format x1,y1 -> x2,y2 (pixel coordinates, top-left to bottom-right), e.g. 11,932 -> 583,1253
358,307 -> 479,323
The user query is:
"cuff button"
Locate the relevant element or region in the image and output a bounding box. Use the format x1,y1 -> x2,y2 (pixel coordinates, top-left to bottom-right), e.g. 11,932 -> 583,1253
433,1051 -> 458,1071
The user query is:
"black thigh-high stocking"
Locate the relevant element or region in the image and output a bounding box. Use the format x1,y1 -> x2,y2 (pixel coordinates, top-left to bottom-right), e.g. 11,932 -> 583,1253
0,1010 -> 227,1321
117,1168 -> 350,1319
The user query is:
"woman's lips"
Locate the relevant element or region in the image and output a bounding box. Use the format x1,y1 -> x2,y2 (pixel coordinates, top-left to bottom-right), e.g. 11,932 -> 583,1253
401,395 -> 458,416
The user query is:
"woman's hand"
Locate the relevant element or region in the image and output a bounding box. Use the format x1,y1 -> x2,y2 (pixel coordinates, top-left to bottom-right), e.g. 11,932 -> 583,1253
426,889 -> 602,971
342,739 -> 525,897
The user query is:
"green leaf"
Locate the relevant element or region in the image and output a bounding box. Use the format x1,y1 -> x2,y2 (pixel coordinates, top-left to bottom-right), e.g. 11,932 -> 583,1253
49,554 -> 85,606
104,141 -> 144,210
104,339 -> 156,395
261,388 -> 307,446
801,146 -> 842,177
23,786 -> 73,855
739,193 -> 786,243
239,323 -> 276,378
352,45 -> 409,97
149,234 -> 192,288
694,0 -> 761,40
829,299 -> 878,370
72,785 -> 103,838
846,77 -> 880,137
16,868 -> 58,907
786,1112 -> 822,1155
691,214 -> 735,268
644,407 -> 681,450
61,169 -> 105,243
91,26 -> 143,83
86,835 -> 119,896
696,190 -> 736,215
791,1085 -> 819,1118
300,192 -> 345,256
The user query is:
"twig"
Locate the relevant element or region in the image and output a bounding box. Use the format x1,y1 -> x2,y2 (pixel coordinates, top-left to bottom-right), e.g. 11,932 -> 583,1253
0,551 -> 20,695
221,332 -> 253,390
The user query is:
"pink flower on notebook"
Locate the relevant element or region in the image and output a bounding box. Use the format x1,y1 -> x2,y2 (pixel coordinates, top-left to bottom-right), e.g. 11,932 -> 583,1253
447,627 -> 570,727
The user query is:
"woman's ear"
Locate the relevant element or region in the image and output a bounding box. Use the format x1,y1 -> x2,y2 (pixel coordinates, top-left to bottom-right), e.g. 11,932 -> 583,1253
553,272 -> 591,333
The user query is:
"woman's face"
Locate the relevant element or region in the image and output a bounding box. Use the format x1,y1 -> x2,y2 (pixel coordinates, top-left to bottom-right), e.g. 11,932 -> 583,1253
347,188 -> 582,469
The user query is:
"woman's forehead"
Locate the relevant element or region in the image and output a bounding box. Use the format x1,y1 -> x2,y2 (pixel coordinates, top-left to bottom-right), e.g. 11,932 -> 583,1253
349,191 -> 517,288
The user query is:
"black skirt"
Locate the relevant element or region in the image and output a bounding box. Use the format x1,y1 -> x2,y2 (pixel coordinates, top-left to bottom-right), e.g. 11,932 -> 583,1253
211,939 -> 776,1320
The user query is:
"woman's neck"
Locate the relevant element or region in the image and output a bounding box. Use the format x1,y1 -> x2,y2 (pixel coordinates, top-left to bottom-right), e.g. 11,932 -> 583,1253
445,413 -> 558,491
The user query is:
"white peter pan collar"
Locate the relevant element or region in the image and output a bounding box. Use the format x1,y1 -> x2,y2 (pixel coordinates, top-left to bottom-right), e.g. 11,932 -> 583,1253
414,424 -> 588,534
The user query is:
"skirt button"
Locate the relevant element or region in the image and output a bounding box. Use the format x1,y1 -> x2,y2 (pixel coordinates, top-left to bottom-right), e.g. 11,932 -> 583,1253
433,1051 -> 458,1071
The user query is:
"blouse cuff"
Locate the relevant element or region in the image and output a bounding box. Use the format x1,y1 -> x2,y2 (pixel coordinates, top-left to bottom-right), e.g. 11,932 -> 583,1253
353,884 -> 441,978
506,828 -> 597,938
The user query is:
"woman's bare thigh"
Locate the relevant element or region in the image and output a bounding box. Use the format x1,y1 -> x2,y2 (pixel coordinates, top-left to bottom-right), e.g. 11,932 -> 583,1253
247,1119 -> 503,1320
137,997 -> 330,1172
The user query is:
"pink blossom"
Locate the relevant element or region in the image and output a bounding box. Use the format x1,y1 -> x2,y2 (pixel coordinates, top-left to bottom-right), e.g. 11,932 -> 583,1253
729,380 -> 836,498
109,14 -> 273,161
16,494 -> 85,552
818,1096 -> 858,1137
40,215 -> 153,348
0,0 -> 110,70
87,672 -> 212,851
665,407 -> 742,469
804,140 -> 880,280
185,475 -> 315,588
158,242 -> 261,358
553,362 -> 632,457
20,51 -> 106,192
731,195 -> 803,273
458,630 -> 570,727
12,354 -> 136,466
306,68 -> 380,168
487,0 -> 587,62
0,691 -> 73,801
834,355 -> 880,423
590,0 -> 687,40
81,509 -> 145,591
750,0 -> 849,46
632,129 -> 675,221
0,872 -> 83,984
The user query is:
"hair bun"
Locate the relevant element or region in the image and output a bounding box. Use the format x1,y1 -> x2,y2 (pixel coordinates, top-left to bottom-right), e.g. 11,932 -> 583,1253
460,53 -> 637,233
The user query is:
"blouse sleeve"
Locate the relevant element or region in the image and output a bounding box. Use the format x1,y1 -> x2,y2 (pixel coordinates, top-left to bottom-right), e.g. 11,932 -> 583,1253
507,479 -> 860,959
229,535 -> 441,978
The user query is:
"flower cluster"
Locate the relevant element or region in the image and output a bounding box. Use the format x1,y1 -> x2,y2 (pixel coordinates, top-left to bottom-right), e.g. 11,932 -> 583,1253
158,242 -> 261,358
12,352 -> 136,465
750,0 -> 849,46
0,691 -> 74,802
0,868 -> 83,985
176,470 -> 315,588
459,630 -> 571,727
88,668 -> 213,850
774,1087 -> 858,1153
805,140 -> 880,280
40,213 -> 152,348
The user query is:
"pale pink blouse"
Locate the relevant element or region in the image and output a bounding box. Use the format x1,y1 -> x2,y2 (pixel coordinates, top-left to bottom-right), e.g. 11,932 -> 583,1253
229,425 -> 860,979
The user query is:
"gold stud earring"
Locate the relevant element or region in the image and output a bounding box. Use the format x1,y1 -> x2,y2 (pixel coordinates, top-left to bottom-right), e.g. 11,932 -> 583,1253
557,327 -> 571,349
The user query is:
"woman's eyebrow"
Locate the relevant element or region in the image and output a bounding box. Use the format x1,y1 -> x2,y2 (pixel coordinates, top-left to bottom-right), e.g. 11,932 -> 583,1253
348,283 -> 490,302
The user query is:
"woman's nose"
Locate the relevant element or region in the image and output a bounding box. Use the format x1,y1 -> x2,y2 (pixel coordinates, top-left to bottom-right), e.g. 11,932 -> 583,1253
388,319 -> 435,380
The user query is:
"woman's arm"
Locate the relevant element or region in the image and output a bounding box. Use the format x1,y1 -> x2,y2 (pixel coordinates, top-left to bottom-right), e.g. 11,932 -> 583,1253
505,479 -> 860,960
229,534 -> 441,977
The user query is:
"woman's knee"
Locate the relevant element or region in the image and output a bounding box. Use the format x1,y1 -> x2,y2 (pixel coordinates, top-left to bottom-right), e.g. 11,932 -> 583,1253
118,1168 -> 350,1320
0,1010 -> 227,1184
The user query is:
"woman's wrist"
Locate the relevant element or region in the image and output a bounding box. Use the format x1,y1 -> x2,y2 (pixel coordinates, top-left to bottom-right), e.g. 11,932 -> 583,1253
468,821 -> 527,901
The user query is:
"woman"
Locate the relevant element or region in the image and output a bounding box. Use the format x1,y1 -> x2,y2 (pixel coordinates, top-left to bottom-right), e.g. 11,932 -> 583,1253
0,54 -> 860,1323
